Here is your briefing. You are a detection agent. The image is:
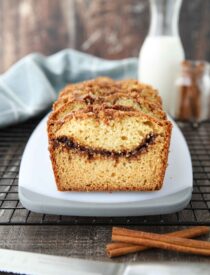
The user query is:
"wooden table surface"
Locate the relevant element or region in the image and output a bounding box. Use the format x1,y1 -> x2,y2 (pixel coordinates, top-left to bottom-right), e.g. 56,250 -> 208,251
1,0 -> 210,266
0,225 -> 210,263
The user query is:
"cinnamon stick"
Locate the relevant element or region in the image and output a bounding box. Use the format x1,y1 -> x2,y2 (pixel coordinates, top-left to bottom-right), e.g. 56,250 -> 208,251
109,226 -> 210,257
106,226 -> 209,257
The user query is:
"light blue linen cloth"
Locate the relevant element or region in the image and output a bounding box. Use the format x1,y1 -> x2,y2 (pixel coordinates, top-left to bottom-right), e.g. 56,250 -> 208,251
0,49 -> 138,128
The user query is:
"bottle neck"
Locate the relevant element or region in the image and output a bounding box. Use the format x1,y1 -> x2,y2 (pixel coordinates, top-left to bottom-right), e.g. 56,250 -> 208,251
148,0 -> 182,37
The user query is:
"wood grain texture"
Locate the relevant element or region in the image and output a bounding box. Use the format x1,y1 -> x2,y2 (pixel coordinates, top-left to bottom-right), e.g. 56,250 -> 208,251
0,226 -> 210,262
0,0 -> 210,73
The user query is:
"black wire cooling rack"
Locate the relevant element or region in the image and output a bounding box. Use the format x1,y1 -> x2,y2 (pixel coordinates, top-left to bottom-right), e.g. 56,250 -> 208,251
0,116 -> 210,226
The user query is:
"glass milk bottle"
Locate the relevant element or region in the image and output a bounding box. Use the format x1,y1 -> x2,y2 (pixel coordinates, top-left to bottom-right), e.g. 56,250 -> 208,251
138,0 -> 185,115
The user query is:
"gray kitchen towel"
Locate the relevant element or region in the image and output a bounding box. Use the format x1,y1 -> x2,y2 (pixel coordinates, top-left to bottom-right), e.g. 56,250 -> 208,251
0,49 -> 138,128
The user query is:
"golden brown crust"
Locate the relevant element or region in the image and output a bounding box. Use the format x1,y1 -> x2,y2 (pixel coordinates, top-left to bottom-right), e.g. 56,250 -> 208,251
48,77 -> 172,192
53,77 -> 162,110
156,122 -> 172,190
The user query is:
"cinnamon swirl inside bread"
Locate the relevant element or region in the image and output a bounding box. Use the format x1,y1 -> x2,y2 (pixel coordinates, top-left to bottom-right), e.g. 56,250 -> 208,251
48,77 -> 172,191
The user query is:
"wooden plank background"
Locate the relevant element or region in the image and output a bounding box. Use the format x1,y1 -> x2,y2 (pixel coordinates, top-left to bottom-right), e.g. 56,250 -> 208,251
0,0 -> 210,73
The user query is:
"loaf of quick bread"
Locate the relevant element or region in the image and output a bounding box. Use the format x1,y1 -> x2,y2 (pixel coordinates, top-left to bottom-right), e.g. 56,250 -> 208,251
48,77 -> 172,191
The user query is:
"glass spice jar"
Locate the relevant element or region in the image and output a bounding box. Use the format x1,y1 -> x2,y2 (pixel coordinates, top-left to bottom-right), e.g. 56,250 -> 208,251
174,60 -> 210,123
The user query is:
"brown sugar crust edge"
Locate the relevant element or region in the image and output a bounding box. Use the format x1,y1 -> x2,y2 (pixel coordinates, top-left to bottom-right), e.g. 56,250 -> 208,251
48,77 -> 172,192
51,93 -> 166,125
48,106 -> 172,138
53,78 -> 163,112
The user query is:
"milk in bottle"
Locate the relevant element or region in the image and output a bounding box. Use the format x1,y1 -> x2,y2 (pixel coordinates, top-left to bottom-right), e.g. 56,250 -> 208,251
138,0 -> 185,116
